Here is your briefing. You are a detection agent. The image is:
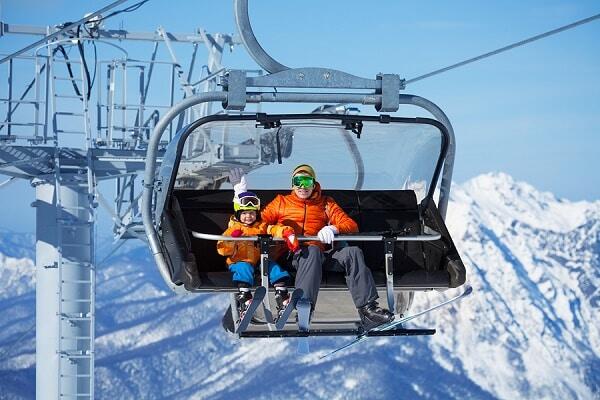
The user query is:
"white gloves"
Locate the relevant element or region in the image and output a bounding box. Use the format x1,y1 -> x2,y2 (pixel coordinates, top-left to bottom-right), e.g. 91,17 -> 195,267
229,167 -> 247,199
317,225 -> 338,244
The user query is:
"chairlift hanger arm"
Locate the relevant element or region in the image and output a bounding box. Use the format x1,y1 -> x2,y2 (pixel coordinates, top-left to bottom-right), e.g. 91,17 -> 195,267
242,68 -> 405,91
231,0 -> 404,112
234,0 -> 288,74
222,69 -> 404,113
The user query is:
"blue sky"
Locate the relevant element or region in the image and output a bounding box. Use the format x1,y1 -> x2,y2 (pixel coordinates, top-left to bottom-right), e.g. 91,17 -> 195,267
1,0 -> 599,232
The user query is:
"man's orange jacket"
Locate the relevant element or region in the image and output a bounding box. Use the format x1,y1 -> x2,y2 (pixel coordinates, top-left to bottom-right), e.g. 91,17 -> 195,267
261,182 -> 358,252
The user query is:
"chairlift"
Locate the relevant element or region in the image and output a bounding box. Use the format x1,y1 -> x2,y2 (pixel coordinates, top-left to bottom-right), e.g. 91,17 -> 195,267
142,0 -> 467,338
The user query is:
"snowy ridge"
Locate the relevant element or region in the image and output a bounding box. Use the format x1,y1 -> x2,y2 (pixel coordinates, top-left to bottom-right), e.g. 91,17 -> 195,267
0,252 -> 35,385
0,253 -> 34,300
452,172 -> 599,233
0,228 -> 34,260
0,172 -> 599,399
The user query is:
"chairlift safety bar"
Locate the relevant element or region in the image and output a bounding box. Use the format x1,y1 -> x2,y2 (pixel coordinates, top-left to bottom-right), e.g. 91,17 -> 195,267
190,231 -> 442,242
192,228 -> 442,322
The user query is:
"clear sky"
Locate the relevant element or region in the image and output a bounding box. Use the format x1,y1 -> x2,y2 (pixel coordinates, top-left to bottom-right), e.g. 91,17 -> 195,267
1,0 -> 599,232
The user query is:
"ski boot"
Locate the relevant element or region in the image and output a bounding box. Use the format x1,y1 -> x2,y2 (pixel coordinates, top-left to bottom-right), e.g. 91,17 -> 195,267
274,288 -> 290,320
358,301 -> 394,331
235,290 -> 253,321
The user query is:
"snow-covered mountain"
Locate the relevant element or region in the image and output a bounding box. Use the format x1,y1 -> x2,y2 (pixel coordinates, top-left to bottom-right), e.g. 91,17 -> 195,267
0,172 -> 598,399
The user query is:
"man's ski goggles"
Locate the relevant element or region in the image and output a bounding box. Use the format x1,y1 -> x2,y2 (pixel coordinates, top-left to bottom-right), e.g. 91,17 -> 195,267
238,195 -> 260,208
292,175 -> 315,188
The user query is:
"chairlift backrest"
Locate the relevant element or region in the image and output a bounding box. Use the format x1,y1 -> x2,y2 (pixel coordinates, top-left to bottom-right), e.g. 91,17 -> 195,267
163,187 -> 465,291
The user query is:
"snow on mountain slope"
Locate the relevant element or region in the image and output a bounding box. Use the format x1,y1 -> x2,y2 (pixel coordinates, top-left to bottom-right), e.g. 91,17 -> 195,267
0,252 -> 35,398
440,172 -> 600,399
0,229 -> 34,260
0,172 -> 598,399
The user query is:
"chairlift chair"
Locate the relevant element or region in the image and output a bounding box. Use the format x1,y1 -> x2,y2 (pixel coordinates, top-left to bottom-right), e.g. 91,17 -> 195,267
141,0 -> 467,338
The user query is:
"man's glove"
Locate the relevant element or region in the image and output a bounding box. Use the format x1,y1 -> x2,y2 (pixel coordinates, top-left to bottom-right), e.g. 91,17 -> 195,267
229,168 -> 247,198
230,229 -> 243,238
282,229 -> 300,253
317,225 -> 338,244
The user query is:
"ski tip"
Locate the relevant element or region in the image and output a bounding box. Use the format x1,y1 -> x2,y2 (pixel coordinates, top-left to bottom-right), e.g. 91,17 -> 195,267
464,285 -> 473,296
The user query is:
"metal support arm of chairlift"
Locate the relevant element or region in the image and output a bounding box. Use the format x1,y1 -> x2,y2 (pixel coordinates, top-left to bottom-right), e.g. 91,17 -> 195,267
142,0 -> 456,292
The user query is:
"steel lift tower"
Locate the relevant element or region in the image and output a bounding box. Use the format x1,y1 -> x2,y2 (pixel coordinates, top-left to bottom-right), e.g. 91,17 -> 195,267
0,1 -> 244,397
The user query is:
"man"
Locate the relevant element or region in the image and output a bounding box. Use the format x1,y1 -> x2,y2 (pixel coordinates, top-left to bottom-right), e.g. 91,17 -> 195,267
260,164 -> 394,329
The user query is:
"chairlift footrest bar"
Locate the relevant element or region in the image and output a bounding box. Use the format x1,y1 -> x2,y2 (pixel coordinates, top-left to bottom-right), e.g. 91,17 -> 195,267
240,328 -> 359,338
365,328 -> 435,337
239,327 -> 435,338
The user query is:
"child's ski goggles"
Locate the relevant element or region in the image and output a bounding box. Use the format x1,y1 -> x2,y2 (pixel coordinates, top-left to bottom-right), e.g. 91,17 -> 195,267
292,175 -> 315,188
237,194 -> 260,208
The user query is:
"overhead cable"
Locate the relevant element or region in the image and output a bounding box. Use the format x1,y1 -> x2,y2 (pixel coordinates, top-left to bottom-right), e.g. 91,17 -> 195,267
406,12 -> 600,85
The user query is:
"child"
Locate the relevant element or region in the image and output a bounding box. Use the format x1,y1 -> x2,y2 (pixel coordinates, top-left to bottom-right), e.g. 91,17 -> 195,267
217,191 -> 299,319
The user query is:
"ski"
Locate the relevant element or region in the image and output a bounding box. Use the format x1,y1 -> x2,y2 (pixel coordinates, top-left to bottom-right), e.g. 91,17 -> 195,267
275,288 -> 304,330
235,286 -> 267,334
296,298 -> 311,354
319,285 -> 473,359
